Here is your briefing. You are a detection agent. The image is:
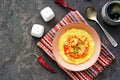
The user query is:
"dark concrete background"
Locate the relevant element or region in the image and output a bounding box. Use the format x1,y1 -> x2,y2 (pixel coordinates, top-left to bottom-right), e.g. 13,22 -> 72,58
0,0 -> 120,80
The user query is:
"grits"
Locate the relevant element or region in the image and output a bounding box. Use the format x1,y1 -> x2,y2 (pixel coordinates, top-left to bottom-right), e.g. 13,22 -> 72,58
59,28 -> 94,65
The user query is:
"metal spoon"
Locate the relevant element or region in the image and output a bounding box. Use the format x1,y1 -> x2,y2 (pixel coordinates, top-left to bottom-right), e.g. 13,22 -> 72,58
85,6 -> 118,47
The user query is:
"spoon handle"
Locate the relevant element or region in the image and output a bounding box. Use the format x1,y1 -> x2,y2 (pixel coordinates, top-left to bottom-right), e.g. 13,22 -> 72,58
95,20 -> 118,47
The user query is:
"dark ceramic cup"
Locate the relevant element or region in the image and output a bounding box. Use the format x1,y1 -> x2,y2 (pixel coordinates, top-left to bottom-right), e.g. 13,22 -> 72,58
101,1 -> 120,26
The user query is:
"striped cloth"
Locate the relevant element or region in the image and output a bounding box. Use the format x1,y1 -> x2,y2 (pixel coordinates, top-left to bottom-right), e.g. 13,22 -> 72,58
37,10 -> 115,80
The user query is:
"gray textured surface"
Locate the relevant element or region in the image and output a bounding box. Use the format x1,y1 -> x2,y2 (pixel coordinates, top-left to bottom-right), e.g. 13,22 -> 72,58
0,0 -> 120,80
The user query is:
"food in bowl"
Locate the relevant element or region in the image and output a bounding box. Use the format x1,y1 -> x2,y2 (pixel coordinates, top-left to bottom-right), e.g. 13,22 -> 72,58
58,28 -> 94,65
53,23 -> 101,71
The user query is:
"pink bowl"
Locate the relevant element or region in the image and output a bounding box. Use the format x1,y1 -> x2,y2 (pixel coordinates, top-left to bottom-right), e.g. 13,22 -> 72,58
53,23 -> 101,71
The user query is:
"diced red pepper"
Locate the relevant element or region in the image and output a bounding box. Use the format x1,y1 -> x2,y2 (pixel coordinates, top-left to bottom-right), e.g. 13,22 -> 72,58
64,45 -> 69,54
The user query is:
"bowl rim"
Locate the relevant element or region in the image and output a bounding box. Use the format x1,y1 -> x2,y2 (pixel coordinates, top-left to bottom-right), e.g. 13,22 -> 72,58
53,22 -> 101,71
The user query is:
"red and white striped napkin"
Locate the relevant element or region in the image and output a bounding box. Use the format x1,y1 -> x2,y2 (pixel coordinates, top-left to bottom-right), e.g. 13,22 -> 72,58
37,10 -> 115,80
